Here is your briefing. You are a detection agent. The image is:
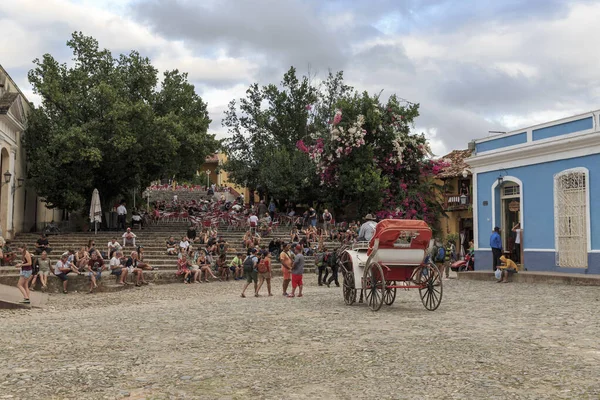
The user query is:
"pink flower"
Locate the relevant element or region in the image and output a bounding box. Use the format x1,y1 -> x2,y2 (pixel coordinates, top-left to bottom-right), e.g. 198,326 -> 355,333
333,110 -> 342,125
296,140 -> 309,153
305,104 -> 312,110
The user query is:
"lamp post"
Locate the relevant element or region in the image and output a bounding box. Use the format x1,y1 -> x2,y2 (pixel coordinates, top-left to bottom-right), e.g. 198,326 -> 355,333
205,169 -> 211,188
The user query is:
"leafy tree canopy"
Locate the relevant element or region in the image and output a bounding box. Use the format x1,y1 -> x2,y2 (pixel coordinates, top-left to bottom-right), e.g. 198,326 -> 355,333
224,67 -> 448,222
24,32 -> 217,211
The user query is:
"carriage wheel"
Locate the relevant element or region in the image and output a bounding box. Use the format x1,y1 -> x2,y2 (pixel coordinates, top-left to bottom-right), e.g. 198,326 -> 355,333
343,272 -> 357,306
384,281 -> 397,306
417,263 -> 443,311
364,263 -> 385,311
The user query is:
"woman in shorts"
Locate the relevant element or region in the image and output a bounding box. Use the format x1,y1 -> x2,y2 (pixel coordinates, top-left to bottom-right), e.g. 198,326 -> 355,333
15,245 -> 33,304
256,252 -> 273,296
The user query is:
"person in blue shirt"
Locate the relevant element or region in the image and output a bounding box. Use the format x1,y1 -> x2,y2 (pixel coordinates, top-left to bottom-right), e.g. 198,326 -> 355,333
268,200 -> 276,220
490,227 -> 502,271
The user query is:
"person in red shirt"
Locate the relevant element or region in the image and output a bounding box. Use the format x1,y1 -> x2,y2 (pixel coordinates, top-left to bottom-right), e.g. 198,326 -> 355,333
256,252 -> 273,296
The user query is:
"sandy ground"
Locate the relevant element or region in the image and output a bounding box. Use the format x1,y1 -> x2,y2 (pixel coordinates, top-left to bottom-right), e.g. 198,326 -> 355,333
1,275 -> 600,399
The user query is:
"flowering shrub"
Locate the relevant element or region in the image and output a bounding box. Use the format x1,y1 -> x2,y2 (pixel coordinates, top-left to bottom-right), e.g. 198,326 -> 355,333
298,93 -> 448,225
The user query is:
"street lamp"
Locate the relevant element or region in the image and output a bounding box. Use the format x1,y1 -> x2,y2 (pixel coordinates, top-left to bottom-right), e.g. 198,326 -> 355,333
205,169 -> 211,187
3,170 -> 11,184
460,194 -> 468,205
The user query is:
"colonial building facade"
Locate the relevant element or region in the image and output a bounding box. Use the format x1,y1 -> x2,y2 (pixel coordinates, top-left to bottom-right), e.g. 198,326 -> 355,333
469,110 -> 600,274
0,65 -> 61,238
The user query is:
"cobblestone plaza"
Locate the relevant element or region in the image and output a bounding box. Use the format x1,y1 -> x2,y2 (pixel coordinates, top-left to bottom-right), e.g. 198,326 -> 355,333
1,276 -> 599,399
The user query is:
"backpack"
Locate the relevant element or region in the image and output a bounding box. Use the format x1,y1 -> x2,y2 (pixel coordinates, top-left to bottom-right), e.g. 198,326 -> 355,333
243,256 -> 255,273
257,259 -> 268,274
436,247 -> 445,263
315,253 -> 324,267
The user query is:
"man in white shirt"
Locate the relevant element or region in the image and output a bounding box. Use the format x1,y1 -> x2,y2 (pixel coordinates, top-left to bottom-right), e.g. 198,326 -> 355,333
107,238 -> 122,258
248,213 -> 259,233
117,201 -> 127,230
122,228 -> 137,247
110,251 -> 129,285
357,214 -> 377,242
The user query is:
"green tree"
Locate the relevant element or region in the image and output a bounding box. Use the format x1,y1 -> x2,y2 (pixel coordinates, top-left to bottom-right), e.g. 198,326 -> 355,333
24,32 -> 217,211
222,67 -> 320,203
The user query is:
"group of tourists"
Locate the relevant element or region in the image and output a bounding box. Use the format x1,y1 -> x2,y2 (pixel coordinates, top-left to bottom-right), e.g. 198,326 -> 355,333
5,230 -> 156,303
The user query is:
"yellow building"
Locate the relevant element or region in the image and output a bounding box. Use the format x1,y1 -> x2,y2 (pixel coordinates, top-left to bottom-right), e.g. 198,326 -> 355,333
198,152 -> 254,201
0,65 -> 61,238
436,149 -> 473,253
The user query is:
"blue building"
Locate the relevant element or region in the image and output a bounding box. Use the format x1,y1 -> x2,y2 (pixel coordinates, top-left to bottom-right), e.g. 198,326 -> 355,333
468,111 -> 600,274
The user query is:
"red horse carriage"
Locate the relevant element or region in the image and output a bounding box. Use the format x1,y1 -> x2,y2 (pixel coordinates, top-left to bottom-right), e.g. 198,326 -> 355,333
339,219 -> 443,311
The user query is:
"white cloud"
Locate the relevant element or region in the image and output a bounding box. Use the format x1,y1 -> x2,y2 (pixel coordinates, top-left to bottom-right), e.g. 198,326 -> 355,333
2,0 -> 600,153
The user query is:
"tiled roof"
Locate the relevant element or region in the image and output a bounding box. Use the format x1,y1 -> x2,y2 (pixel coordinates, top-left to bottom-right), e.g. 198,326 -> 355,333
0,92 -> 18,114
437,149 -> 472,179
205,153 -> 219,163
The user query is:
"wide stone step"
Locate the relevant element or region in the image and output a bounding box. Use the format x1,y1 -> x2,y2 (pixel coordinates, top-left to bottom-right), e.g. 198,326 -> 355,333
0,267 -> 320,293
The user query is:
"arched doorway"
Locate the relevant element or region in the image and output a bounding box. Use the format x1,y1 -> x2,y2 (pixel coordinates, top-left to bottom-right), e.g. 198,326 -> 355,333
491,176 -> 523,252
0,147 -> 9,237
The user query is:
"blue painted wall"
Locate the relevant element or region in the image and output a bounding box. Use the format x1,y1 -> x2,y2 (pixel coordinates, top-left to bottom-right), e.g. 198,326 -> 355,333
476,154 -> 600,254
475,132 -> 527,153
532,117 -> 593,141
476,250 -> 600,273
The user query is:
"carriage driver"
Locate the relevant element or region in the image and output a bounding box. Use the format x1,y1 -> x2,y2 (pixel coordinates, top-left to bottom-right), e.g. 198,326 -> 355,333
357,214 -> 377,242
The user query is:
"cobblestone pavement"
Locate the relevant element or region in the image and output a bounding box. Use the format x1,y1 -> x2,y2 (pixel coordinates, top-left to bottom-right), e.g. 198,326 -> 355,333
1,275 -> 600,399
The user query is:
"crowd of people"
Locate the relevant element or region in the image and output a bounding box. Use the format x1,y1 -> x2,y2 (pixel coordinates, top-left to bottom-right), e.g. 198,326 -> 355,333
2,231 -> 156,303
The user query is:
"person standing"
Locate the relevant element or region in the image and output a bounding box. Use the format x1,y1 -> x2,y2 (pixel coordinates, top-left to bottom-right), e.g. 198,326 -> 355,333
279,243 -> 293,296
512,223 -> 521,263
308,208 -> 317,228
15,245 -> 33,304
289,245 -> 305,298
325,249 -> 339,287
256,252 -> 273,296
443,240 -> 453,279
117,201 -> 127,230
268,200 -> 276,221
322,209 -> 333,236
490,227 -> 502,271
240,249 -> 259,298
316,248 -> 327,286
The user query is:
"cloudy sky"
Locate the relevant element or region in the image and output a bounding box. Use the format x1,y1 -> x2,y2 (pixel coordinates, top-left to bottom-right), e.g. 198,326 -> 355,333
2,0 -> 600,156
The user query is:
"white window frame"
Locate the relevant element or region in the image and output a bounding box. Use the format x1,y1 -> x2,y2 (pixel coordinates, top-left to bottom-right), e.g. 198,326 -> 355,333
553,167 -> 591,257
491,176 -> 523,232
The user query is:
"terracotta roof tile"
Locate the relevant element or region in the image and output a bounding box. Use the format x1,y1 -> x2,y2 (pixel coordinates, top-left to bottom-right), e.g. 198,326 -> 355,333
437,149 -> 472,179
205,153 -> 219,163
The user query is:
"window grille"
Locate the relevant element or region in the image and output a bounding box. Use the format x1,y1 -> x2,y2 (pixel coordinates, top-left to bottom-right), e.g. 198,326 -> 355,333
554,171 -> 587,268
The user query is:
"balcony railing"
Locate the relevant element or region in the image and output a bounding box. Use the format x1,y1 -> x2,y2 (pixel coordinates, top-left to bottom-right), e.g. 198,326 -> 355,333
444,193 -> 471,210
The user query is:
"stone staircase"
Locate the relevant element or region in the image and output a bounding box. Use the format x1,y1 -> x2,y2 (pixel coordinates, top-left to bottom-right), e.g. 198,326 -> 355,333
0,222 -> 339,293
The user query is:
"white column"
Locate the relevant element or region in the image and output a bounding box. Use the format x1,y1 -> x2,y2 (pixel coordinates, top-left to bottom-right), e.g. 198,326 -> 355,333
7,149 -> 16,235
472,171 -> 479,250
